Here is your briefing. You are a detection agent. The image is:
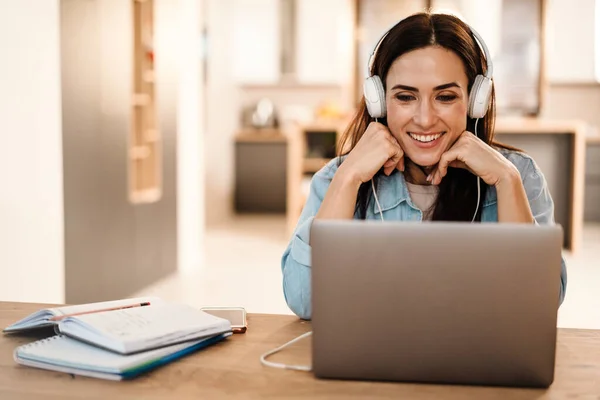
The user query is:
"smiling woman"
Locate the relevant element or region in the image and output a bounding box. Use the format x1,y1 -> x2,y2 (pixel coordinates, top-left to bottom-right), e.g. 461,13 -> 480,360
280,12 -> 567,320
337,13 -> 511,222
385,48 -> 469,168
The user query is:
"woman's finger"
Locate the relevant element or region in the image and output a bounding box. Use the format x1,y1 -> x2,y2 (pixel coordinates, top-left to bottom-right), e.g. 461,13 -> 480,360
376,127 -> 405,174
383,159 -> 396,168
397,155 -> 405,172
436,149 -> 460,181
434,147 -> 469,185
426,167 -> 437,183
427,157 -> 475,185
384,147 -> 403,175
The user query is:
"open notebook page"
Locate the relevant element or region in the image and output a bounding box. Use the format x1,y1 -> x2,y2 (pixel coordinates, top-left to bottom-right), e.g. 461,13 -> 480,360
3,297 -> 161,333
49,297 -> 162,317
58,303 -> 231,354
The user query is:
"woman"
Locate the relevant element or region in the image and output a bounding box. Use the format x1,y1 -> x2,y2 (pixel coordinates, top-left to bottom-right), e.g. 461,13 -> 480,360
281,12 -> 567,320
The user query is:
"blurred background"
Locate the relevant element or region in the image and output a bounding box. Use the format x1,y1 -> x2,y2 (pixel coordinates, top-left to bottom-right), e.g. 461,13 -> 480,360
0,0 -> 598,327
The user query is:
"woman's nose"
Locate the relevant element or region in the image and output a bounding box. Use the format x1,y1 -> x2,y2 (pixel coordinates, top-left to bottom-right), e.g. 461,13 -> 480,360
413,99 -> 436,128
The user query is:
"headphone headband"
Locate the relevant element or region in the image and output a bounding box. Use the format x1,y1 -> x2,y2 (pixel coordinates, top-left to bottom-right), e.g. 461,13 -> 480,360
366,18 -> 493,79
469,27 -> 493,78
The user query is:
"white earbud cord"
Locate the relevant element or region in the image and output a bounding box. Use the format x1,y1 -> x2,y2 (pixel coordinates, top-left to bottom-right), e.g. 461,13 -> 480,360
372,117 -> 385,221
471,118 -> 481,223
372,179 -> 384,222
259,331 -> 313,371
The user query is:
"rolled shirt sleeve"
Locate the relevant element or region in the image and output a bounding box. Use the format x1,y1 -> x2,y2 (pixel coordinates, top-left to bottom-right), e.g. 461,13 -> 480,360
519,155 -> 567,306
281,161 -> 338,319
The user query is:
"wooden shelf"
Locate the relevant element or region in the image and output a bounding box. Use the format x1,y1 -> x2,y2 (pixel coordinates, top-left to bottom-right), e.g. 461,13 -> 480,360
303,158 -> 331,173
587,134 -> 600,144
235,129 -> 287,143
132,93 -> 151,106
130,146 -> 151,159
129,0 -> 161,204
495,117 -> 588,135
145,129 -> 159,142
301,120 -> 346,133
143,70 -> 155,83
496,116 -> 600,145
129,188 -> 161,204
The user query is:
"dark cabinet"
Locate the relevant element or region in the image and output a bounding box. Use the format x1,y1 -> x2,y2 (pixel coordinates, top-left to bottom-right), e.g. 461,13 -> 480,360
234,131 -> 287,213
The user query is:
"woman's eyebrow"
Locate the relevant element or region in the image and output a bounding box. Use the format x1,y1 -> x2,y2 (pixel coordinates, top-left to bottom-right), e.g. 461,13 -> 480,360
390,82 -> 461,91
434,82 -> 461,90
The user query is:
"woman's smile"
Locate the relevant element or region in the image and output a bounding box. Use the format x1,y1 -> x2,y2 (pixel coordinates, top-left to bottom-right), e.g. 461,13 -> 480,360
407,131 -> 446,148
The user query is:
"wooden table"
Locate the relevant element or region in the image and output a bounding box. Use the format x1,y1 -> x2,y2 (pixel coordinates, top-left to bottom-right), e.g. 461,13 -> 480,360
1,302 -> 600,399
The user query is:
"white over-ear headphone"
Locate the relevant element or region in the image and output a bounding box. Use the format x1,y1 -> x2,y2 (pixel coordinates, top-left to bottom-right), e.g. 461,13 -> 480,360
364,21 -> 494,120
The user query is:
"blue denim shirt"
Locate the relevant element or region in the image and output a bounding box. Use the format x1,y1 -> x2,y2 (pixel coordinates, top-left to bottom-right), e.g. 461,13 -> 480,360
281,148 -> 567,320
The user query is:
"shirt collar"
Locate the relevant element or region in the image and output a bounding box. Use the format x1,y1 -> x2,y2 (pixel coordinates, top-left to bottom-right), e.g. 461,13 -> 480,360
373,171 -> 498,214
373,171 -> 411,214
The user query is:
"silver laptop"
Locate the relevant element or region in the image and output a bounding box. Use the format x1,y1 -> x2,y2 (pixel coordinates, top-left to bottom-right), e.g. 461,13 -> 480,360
310,220 -> 563,388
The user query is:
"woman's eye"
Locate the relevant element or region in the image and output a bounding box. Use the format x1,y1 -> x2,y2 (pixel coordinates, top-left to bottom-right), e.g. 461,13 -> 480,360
396,94 -> 415,102
437,94 -> 457,102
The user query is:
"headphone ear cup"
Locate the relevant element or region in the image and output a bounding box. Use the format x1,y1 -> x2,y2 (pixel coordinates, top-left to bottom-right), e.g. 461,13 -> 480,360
468,75 -> 492,119
364,76 -> 387,118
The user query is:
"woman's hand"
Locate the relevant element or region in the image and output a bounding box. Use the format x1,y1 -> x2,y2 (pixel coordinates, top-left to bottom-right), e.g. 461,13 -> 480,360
338,122 -> 405,185
316,122 -> 403,220
427,131 -> 519,186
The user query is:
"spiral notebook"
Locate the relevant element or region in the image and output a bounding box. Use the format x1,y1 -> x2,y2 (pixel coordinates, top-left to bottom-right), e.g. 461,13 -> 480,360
14,333 -> 231,380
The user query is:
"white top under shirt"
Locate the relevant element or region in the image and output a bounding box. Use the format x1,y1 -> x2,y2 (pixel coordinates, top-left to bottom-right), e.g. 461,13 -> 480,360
405,182 -> 439,220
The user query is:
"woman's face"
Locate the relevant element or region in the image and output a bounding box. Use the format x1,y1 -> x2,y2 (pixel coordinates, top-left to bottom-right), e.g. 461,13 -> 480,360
385,45 -> 470,168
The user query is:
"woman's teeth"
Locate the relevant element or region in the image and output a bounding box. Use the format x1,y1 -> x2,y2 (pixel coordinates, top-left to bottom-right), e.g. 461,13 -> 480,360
408,132 -> 443,143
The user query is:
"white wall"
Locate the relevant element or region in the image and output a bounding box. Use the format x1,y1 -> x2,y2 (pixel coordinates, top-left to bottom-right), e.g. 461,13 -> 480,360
176,0 -> 205,273
0,0 -> 65,303
232,0 -> 281,84
545,0 -> 598,83
205,0 -> 240,226
597,0 -> 600,81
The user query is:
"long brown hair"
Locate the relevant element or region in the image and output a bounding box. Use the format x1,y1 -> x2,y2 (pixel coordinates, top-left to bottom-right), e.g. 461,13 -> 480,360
339,12 -> 508,221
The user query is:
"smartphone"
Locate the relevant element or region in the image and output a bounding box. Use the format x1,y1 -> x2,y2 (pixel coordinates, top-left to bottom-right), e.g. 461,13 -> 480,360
201,306 -> 247,333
